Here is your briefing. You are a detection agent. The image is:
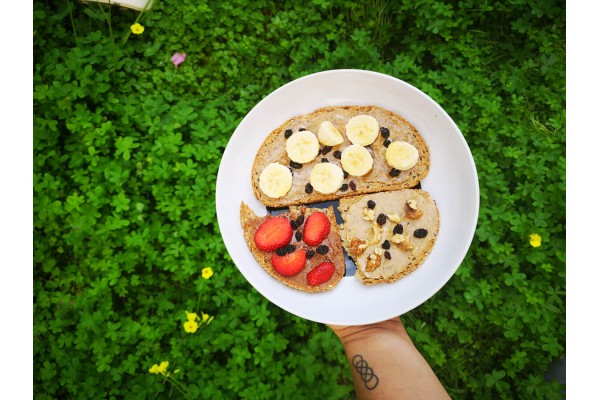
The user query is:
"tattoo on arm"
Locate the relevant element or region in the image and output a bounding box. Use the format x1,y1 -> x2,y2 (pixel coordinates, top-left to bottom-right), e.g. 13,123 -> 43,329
352,354 -> 379,390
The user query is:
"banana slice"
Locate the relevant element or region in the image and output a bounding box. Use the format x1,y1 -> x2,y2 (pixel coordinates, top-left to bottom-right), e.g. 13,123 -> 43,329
345,115 -> 379,146
317,121 -> 344,146
309,163 -> 344,194
385,141 -> 419,170
341,144 -> 373,177
286,130 -> 320,164
258,163 -> 293,198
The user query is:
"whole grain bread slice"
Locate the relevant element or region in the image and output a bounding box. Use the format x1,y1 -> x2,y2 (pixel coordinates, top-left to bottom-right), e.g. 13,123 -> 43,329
337,189 -> 439,285
240,202 -> 345,292
251,105 -> 430,208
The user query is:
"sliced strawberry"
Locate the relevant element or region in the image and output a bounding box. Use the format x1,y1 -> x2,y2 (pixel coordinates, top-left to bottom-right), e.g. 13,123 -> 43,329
307,262 -> 335,286
302,211 -> 331,246
254,217 -> 293,252
271,249 -> 306,277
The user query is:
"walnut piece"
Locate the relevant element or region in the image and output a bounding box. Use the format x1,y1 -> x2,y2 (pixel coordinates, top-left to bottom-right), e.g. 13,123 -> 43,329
391,233 -> 413,251
349,238 -> 368,256
363,207 -> 375,221
405,200 -> 423,219
365,253 -> 382,272
387,212 -> 402,223
398,239 -> 414,251
369,221 -> 383,244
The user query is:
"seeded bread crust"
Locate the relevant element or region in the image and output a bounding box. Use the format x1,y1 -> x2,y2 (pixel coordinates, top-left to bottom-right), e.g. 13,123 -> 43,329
251,105 -> 430,208
338,189 -> 439,285
240,202 -> 345,293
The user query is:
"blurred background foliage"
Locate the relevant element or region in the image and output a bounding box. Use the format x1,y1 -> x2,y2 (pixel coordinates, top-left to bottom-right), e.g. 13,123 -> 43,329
33,0 -> 565,398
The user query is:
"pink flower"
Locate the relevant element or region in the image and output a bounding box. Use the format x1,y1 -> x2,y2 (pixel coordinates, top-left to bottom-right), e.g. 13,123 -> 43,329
171,52 -> 187,67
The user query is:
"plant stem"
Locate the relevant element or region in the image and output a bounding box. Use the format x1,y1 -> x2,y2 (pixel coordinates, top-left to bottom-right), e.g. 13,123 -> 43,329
96,1 -> 118,84
219,287 -> 238,303
66,0 -> 78,40
166,376 -> 190,399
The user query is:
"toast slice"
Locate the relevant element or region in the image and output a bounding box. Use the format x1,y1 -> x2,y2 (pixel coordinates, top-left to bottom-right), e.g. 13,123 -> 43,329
338,189 -> 439,284
251,105 -> 430,208
240,202 -> 345,292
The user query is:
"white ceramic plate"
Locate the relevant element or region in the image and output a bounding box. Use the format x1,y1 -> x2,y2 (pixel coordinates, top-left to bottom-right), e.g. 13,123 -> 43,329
216,69 -> 479,325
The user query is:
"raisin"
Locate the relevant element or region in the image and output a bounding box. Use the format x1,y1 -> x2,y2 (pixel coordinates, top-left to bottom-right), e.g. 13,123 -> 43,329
343,170 -> 349,179
389,168 -> 401,177
380,127 -> 390,138
383,139 -> 392,147
333,150 -> 342,159
321,158 -> 329,163
414,229 -> 428,238
367,200 -> 376,209
382,240 -> 390,250
291,220 -> 299,230
411,181 -> 422,189
340,183 -> 349,192
384,251 -> 391,260
321,146 -> 332,155
376,213 -> 387,225
284,129 -> 293,138
306,250 -> 315,259
393,224 -> 404,235
290,161 -> 303,169
305,183 -> 313,194
295,230 -> 302,241
299,127 -> 306,131
284,244 -> 295,253
276,244 -> 296,256
349,181 -> 357,191
295,215 -> 304,226
316,245 -> 329,255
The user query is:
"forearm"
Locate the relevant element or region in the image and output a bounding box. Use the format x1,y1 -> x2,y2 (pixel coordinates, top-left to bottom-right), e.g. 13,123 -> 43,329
335,319 -> 451,400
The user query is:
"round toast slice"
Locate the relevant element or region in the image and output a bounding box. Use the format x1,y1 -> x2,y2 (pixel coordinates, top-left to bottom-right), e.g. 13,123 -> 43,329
240,202 -> 345,293
251,105 -> 430,208
338,189 -> 439,284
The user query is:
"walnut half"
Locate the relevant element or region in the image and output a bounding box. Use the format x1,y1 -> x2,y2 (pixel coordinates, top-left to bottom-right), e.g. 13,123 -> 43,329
365,253 -> 382,272
349,238 -> 368,256
405,200 -> 423,219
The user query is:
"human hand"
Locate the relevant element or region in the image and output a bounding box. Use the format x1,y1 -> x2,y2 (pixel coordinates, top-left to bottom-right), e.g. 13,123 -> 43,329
327,317 -> 452,400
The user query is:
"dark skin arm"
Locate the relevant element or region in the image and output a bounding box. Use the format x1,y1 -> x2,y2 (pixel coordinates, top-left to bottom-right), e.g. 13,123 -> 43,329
328,317 -> 451,400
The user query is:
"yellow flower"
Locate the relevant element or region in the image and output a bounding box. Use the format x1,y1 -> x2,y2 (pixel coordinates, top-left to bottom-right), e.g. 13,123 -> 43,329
202,267 -> 214,280
131,23 -> 144,34
185,310 -> 198,322
149,361 -> 169,375
529,233 -> 542,248
202,312 -> 214,324
184,319 -> 199,333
